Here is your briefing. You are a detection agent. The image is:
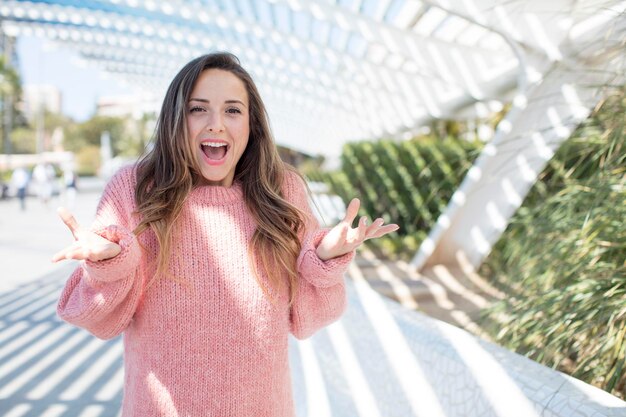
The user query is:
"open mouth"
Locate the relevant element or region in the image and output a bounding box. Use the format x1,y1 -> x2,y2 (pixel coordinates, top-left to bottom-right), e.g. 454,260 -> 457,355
200,142 -> 229,161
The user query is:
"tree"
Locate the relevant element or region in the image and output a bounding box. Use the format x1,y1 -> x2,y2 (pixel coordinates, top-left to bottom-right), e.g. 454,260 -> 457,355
0,55 -> 24,154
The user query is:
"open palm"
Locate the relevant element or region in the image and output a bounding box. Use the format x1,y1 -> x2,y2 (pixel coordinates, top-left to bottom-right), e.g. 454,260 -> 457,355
51,207 -> 121,263
315,198 -> 399,261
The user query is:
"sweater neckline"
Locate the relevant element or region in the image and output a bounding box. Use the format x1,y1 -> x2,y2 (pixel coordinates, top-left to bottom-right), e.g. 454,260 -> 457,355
188,180 -> 244,205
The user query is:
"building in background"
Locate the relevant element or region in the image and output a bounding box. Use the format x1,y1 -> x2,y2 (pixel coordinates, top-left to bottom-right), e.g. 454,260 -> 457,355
20,84 -> 62,122
96,94 -> 159,120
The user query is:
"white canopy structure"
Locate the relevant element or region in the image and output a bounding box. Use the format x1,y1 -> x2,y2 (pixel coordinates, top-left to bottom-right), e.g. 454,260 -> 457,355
1,0 -> 624,271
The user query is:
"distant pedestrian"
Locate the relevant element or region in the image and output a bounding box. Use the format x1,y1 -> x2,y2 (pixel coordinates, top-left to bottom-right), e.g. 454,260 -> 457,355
32,163 -> 55,207
11,167 -> 29,211
63,168 -> 78,210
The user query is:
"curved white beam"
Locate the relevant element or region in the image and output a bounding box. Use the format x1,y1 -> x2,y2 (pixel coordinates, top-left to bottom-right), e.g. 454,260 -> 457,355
412,2 -> 626,269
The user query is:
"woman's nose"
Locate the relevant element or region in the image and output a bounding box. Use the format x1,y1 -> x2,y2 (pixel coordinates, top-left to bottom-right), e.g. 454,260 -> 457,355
205,112 -> 224,132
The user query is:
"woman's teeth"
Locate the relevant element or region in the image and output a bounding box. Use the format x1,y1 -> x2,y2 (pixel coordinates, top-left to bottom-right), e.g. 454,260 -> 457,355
201,142 -> 228,160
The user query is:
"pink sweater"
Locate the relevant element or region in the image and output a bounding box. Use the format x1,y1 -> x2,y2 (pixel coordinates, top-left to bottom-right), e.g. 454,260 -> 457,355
57,165 -> 354,416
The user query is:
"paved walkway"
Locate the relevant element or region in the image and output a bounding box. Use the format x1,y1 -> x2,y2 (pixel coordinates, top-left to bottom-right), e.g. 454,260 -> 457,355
0,181 -> 502,417
0,182 -> 123,417
0,179 -> 104,292
354,249 -> 504,340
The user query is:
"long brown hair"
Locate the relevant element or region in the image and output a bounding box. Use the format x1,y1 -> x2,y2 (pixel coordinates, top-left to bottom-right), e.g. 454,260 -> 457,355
133,52 -> 306,305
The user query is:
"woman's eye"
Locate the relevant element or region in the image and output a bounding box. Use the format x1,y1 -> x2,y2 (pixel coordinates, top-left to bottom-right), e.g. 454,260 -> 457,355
226,108 -> 242,114
189,106 -> 205,113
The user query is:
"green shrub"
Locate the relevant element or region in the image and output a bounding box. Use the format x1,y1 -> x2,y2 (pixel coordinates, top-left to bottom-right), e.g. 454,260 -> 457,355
75,145 -> 101,176
479,87 -> 626,398
304,137 -> 482,260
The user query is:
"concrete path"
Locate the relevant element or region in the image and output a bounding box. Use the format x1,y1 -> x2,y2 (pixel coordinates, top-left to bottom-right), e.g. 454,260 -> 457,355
0,179 -> 104,292
354,249 -> 504,340
0,181 -> 123,417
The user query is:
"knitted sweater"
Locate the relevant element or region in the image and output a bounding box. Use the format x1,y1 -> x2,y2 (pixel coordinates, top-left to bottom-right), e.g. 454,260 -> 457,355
57,165 -> 355,417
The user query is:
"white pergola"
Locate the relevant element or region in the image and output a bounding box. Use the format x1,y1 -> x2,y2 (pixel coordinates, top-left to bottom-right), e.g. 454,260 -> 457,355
0,0 -> 560,155
1,0 -> 625,270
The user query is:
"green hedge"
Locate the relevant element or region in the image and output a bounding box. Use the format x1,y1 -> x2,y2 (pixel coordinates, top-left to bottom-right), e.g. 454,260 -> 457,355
478,87 -> 626,398
304,137 -> 482,260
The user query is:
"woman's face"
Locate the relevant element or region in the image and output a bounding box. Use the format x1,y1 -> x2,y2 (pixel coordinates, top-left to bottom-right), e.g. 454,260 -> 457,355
186,69 -> 250,187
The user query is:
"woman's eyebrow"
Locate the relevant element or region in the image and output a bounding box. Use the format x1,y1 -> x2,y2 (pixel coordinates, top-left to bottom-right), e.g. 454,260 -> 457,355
189,98 -> 247,107
225,99 -> 247,107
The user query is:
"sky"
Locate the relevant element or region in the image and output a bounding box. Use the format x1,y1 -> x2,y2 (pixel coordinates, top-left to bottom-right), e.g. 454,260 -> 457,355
16,35 -> 141,121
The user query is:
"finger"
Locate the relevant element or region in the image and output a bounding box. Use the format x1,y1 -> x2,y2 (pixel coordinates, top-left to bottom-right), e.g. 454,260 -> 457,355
357,216 -> 368,242
51,244 -> 86,262
342,198 -> 360,227
51,246 -> 74,262
363,218 -> 385,239
365,218 -> 384,236
57,207 -> 81,239
368,224 -> 400,239
339,222 -> 350,241
59,246 -> 92,261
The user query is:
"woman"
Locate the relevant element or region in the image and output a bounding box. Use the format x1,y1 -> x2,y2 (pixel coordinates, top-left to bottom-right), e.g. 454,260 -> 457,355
53,52 -> 398,416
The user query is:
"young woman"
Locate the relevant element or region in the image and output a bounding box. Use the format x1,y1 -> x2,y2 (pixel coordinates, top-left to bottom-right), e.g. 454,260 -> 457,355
53,52 -> 398,416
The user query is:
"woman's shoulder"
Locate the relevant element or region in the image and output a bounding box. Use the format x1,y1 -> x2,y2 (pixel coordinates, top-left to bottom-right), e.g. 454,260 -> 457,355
281,166 -> 307,196
111,163 -> 137,181
281,166 -> 314,210
282,165 -> 307,187
102,163 -> 138,199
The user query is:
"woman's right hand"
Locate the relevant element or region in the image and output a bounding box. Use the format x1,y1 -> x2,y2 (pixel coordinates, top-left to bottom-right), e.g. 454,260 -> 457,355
51,207 -> 121,263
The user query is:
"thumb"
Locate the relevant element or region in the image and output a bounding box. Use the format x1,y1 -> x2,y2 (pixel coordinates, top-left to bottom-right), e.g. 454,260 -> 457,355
57,207 -> 81,239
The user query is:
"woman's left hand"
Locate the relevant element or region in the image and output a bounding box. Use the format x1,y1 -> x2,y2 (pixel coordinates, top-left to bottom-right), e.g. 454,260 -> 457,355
316,198 -> 400,261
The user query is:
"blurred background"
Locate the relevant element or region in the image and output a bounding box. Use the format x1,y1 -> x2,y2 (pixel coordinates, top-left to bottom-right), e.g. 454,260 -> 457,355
0,1 -> 624,416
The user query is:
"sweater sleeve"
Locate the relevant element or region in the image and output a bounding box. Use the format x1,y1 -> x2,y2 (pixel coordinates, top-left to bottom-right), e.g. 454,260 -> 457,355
284,170 -> 356,340
56,166 -> 144,340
